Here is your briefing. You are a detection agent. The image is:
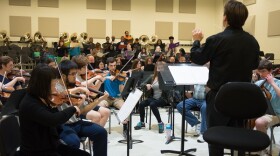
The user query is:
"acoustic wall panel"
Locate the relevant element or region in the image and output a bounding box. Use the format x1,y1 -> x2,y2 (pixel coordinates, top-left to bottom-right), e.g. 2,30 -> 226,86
9,0 -> 31,6
112,0 -> 131,11
178,22 -> 195,40
38,0 -> 59,8
156,0 -> 173,13
243,15 -> 255,36
9,16 -> 31,37
112,20 -> 130,38
243,0 -> 256,6
155,22 -> 173,40
179,0 -> 196,14
87,19 -> 106,39
38,17 -> 59,37
87,0 -> 106,10
268,10 -> 280,37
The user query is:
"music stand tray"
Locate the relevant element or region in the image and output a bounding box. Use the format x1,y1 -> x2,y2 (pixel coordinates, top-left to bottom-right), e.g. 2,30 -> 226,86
159,63 -> 208,155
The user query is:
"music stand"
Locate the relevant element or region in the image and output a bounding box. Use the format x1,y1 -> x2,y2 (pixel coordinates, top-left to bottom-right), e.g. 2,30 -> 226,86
118,77 -> 144,156
159,63 -> 208,155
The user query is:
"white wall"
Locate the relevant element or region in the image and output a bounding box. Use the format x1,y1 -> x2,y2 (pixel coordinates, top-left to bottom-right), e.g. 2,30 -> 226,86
0,0 -> 222,50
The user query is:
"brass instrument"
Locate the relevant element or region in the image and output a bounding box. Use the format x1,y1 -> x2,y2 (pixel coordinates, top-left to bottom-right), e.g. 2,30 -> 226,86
80,32 -> 88,44
149,35 -> 158,45
59,32 -> 69,42
0,31 -> 9,45
139,35 -> 149,46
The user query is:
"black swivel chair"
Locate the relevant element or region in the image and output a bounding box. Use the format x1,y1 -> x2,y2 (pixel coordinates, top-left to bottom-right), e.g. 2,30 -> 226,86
0,115 -> 20,156
203,82 -> 270,155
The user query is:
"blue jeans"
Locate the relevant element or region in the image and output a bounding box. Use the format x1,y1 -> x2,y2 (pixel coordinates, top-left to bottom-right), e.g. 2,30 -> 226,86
60,120 -> 107,156
176,98 -> 207,134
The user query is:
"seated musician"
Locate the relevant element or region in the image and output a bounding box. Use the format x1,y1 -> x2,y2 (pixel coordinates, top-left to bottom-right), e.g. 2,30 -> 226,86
56,40 -> 69,63
176,84 -> 207,143
144,57 -> 155,71
129,59 -> 144,84
86,54 -> 96,70
152,46 -> 162,63
124,44 -> 135,60
165,36 -> 178,57
134,63 -> 167,133
98,57 -> 128,138
71,55 -> 110,127
116,36 -> 127,54
57,60 -> 108,156
91,42 -> 104,58
154,39 -> 165,52
19,64 -> 89,156
255,59 -> 280,140
69,34 -> 82,59
138,48 -> 149,62
0,56 -> 25,105
124,31 -> 133,44
102,36 -> 112,52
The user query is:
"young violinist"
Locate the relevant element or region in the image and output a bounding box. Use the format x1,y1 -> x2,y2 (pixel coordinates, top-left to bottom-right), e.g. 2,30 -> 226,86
0,56 -> 25,105
255,59 -> 280,132
98,57 -> 128,138
71,55 -> 110,127
19,63 -> 90,156
57,60 -> 108,156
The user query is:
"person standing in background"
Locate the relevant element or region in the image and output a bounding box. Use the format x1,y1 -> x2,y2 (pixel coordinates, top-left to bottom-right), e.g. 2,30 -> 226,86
190,1 -> 259,155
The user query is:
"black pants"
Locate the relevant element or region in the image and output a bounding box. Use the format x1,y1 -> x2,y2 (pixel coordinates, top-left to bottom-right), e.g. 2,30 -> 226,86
139,98 -> 165,123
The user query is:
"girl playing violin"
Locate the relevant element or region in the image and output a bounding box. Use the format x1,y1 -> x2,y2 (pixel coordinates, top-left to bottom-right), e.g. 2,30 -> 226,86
19,63 -> 89,156
71,55 -> 110,127
255,59 -> 280,137
0,56 -> 25,105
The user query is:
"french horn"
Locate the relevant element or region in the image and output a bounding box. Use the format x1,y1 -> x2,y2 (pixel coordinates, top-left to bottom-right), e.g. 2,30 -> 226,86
139,35 -> 149,46
149,35 -> 158,45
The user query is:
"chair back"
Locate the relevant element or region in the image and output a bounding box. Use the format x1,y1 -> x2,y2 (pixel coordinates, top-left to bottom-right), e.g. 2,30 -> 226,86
0,115 -> 20,156
215,82 -> 267,120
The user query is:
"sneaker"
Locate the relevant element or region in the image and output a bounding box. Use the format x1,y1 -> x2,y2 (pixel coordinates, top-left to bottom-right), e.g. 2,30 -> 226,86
197,135 -> 205,143
158,122 -> 164,133
134,122 -> 145,130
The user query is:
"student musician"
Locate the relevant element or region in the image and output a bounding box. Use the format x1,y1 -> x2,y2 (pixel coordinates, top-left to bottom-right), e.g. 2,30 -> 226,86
98,57 -> 128,138
19,64 -> 90,156
57,60 -> 108,156
254,59 -> 280,155
0,56 -> 25,105
71,55 -> 110,127
134,63 -> 167,133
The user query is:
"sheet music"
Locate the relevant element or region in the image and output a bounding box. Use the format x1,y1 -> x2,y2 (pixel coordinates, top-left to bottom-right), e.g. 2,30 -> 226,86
168,66 -> 209,85
117,88 -> 143,123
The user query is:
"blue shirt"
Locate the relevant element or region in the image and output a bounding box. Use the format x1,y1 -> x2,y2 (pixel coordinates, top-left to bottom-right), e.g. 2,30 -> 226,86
255,78 -> 280,115
104,73 -> 125,98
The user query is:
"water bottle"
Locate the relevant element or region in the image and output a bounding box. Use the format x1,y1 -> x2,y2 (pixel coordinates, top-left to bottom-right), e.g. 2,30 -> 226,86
166,123 -> 172,142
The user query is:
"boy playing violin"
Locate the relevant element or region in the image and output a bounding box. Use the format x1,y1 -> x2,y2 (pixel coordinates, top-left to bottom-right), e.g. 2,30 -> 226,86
71,55 -> 110,127
255,59 -> 280,155
57,60 -> 108,156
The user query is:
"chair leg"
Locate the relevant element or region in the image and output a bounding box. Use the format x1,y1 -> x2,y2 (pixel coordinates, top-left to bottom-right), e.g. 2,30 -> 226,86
270,126 -> 274,155
109,109 -> 111,134
88,139 -> 92,156
149,107 -> 152,130
145,107 -> 148,123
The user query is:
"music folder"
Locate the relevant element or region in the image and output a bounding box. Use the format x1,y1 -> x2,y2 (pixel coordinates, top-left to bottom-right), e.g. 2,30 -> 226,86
158,63 -> 208,89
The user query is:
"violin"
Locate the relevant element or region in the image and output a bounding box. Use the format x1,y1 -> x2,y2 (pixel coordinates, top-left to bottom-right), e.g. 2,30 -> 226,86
7,68 -> 31,81
80,70 -> 105,81
110,69 -> 127,82
50,92 -> 84,106
0,86 -> 14,98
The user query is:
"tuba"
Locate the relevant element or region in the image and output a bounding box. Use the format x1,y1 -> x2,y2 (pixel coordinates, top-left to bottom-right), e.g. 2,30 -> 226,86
80,32 -> 88,44
139,35 -> 149,46
0,31 -> 8,42
149,35 -> 158,45
59,32 -> 69,42
34,31 -> 42,42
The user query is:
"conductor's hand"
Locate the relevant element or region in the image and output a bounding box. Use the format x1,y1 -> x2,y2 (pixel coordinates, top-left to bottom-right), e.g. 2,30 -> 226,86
192,29 -> 204,41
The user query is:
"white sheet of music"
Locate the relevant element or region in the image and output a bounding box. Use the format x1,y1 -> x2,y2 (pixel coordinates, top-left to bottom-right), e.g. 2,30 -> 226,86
117,88 -> 143,123
168,66 -> 209,85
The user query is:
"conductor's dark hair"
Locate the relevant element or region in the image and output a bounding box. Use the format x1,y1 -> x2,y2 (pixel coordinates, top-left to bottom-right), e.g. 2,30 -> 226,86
27,63 -> 57,105
224,0 -> 248,28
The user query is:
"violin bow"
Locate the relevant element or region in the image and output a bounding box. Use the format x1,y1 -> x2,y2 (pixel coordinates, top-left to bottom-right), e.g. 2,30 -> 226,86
54,59 -> 73,106
119,56 -> 134,73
